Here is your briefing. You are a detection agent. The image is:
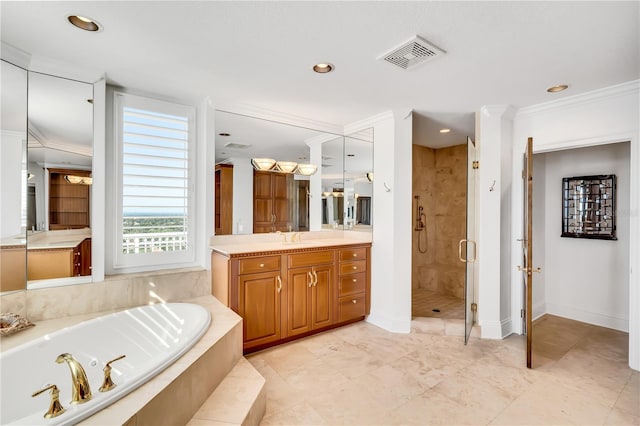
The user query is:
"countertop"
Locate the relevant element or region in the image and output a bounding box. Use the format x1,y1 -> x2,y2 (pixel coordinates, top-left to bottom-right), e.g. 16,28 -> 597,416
25,229 -> 91,250
210,230 -> 372,256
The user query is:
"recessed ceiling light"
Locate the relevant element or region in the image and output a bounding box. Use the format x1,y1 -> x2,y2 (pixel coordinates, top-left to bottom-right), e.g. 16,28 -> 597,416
547,84 -> 569,93
218,132 -> 231,137
313,63 -> 334,74
67,15 -> 101,32
347,154 -> 355,157
87,99 -> 94,104
439,128 -> 451,133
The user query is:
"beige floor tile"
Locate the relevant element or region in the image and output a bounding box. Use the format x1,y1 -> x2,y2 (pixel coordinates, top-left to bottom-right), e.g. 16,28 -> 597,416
615,376 -> 640,417
305,379 -> 392,425
431,372 -> 514,424
280,357 -> 350,395
604,406 -> 640,426
260,401 -> 326,425
186,419 -> 236,426
239,315 -> 635,426
384,388 -> 485,425
490,377 -> 612,425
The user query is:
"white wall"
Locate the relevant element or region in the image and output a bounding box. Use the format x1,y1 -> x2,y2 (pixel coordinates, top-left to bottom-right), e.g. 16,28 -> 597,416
1,131 -> 24,238
512,80 -> 639,371
477,106 -> 516,339
534,144 -> 630,330
229,157 -> 253,234
345,110 -> 412,333
531,154 -> 546,320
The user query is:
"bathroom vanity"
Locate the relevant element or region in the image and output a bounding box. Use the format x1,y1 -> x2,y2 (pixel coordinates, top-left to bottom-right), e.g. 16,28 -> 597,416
211,235 -> 371,352
26,230 -> 92,280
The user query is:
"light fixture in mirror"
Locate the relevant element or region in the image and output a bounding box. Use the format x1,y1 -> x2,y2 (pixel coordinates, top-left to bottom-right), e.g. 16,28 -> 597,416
251,158 -> 276,171
297,164 -> 318,176
65,175 -> 93,185
275,161 -> 298,173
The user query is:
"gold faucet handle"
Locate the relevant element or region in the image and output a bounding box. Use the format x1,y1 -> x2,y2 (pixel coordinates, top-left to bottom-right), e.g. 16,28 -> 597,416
99,355 -> 126,392
32,384 -> 66,419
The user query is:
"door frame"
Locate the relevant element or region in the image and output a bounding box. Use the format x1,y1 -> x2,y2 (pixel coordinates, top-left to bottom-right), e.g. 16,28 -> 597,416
510,133 -> 639,370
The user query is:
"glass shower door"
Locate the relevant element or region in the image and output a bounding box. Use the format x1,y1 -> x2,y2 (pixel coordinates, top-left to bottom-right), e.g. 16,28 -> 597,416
463,136 -> 478,344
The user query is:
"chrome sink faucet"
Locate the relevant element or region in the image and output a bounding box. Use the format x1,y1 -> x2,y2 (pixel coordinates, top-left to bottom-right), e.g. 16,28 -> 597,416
56,353 -> 92,404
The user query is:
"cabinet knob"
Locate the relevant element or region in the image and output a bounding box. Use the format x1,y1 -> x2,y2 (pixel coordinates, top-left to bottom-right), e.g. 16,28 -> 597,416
352,299 -> 357,304
352,278 -> 357,283
353,253 -> 357,257
352,266 -> 357,270
259,263 -> 264,268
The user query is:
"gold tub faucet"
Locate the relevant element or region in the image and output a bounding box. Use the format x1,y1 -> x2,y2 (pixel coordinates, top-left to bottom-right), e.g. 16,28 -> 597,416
56,353 -> 92,404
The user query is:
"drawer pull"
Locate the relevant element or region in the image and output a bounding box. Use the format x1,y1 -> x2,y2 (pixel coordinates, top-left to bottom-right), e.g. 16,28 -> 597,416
352,266 -> 357,270
352,278 -> 357,283
259,263 -> 265,268
353,253 -> 357,257
352,299 -> 357,304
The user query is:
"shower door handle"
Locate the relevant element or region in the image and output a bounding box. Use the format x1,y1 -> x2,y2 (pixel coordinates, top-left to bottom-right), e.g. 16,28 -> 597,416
458,239 -> 477,263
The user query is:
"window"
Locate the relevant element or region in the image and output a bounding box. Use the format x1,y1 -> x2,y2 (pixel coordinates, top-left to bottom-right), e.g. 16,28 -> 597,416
113,92 -> 196,270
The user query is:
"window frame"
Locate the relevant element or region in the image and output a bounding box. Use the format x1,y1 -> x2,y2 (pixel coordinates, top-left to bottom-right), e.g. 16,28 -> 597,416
112,91 -> 197,271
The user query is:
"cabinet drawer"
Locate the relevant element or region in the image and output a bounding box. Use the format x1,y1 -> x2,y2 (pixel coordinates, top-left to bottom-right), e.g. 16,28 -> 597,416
338,293 -> 366,322
339,260 -> 366,275
339,272 -> 366,296
288,250 -> 333,268
339,247 -> 367,262
238,256 -> 281,274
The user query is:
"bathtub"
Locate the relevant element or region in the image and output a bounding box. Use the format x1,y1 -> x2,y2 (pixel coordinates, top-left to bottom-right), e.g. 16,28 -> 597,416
0,303 -> 211,425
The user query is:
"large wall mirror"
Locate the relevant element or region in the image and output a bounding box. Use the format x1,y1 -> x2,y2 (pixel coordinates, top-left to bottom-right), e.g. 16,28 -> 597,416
214,111 -> 373,235
0,60 -> 28,293
1,58 -> 96,294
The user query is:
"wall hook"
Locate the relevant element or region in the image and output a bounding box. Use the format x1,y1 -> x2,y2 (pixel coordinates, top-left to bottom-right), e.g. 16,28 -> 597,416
489,180 -> 496,192
383,182 -> 391,192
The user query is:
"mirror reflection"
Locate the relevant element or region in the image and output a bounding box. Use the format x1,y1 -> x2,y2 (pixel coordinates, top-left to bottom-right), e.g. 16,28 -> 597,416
0,60 -> 28,293
322,129 -> 373,230
26,72 -> 93,284
214,110 -> 346,234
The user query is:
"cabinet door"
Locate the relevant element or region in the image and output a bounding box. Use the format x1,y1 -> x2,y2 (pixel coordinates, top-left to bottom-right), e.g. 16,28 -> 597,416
254,172 -> 274,233
80,238 -> 92,276
311,265 -> 333,329
287,268 -> 312,336
239,271 -> 282,348
272,173 -> 290,231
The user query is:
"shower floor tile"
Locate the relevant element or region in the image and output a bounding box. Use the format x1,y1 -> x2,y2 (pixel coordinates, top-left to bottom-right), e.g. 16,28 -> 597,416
412,288 -> 465,319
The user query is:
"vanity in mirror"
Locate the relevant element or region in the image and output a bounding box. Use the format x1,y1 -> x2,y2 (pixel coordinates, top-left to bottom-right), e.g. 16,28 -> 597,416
214,110 -> 373,235
0,59 -> 94,291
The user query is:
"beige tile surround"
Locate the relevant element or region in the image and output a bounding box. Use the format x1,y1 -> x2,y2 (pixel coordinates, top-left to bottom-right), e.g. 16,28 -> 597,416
0,267 -> 210,322
412,144 -> 466,300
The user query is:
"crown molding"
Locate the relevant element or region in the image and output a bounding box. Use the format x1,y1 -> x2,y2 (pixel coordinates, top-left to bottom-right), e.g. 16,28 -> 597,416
216,103 -> 344,135
517,80 -> 640,117
1,42 -> 31,69
344,110 -> 394,135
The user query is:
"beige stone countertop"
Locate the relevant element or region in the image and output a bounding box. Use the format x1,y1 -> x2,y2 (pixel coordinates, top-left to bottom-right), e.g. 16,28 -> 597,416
210,232 -> 371,256
26,229 -> 91,250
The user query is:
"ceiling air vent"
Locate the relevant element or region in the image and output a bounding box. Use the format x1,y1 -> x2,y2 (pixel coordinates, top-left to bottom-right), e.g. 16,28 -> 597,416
224,142 -> 251,149
379,35 -> 444,70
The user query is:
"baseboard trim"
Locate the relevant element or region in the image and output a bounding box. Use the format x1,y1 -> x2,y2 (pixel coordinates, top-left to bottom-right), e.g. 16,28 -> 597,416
546,302 -> 628,332
500,318 -> 513,338
366,312 -> 411,334
533,301 -> 546,321
479,320 -> 503,339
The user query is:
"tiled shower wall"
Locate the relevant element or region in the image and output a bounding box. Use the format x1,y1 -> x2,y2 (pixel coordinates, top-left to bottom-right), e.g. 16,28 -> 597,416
412,144 -> 466,299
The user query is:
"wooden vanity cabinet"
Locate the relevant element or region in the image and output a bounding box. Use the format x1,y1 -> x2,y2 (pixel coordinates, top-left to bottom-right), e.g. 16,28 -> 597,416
286,251 -> 335,337
212,243 -> 370,352
337,247 -> 369,322
235,256 -> 285,349
27,238 -> 92,280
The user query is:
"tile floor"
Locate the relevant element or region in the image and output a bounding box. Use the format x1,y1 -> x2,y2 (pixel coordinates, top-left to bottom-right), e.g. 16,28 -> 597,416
412,287 -> 465,319
247,315 -> 639,425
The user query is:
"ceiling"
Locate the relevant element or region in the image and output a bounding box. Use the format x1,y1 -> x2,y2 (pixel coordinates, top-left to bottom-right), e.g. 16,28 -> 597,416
1,2 -> 638,148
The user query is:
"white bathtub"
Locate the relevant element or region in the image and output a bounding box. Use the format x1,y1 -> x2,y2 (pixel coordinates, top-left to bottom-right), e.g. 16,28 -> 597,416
0,303 -> 211,425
